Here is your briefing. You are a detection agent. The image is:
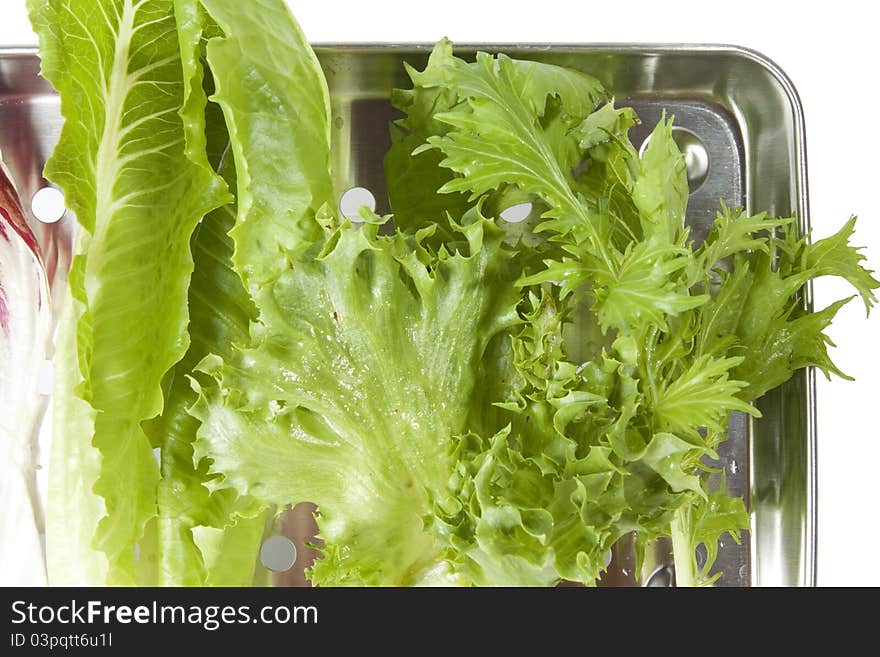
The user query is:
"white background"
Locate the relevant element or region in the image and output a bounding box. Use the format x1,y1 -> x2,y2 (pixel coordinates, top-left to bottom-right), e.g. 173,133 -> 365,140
1,0 -> 877,586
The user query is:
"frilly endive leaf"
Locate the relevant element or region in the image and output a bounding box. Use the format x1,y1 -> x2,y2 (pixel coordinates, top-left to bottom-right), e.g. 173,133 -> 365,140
652,355 -> 757,439
410,45 -> 615,272
385,40 -> 471,236
799,216 -> 879,313
194,217 -> 520,585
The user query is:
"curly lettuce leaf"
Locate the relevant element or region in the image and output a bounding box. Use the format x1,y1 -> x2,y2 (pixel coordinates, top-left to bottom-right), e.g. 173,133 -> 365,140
800,216 -> 878,312
692,209 -> 880,401
652,355 -> 756,440
193,217 -> 520,585
669,481 -> 749,586
385,40 -> 472,237
399,42 -> 879,587
417,47 -> 609,258
395,44 -> 745,585
188,2 -> 514,586
696,202 -> 794,276
431,294 -> 712,586
632,114 -> 688,245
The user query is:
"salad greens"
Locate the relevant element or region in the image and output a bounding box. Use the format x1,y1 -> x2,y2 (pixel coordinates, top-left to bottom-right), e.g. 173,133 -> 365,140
29,0 -> 231,585
28,0 -> 878,586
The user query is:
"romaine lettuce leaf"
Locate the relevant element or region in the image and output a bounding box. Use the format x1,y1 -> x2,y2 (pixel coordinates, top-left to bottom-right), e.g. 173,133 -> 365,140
29,0 -> 229,584
142,0 -> 268,586
199,0 -> 334,292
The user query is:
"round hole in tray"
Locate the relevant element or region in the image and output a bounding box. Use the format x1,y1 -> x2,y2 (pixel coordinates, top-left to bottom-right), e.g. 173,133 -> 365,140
639,127 -> 709,193
339,186 -> 376,223
31,186 -> 66,224
260,535 -> 297,572
499,202 -> 532,223
644,564 -> 675,587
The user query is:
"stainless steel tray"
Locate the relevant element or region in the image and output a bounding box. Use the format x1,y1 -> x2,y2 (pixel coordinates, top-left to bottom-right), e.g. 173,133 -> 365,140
0,44 -> 816,587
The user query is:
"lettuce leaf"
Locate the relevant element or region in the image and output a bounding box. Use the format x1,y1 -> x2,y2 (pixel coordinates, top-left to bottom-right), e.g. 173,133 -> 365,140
199,0 -> 334,292
29,0 -> 229,584
396,42 -> 879,586
142,0 -> 268,586
193,216 -> 520,585
31,1 -> 878,587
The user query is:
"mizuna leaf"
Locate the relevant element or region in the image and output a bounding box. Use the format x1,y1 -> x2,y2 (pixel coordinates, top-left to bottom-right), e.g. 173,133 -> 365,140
632,116 -> 688,245
411,45 -> 616,273
800,216 -> 879,313
653,355 -> 757,438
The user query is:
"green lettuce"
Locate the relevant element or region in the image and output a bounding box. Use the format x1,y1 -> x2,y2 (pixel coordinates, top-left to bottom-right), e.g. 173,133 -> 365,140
193,215 -> 520,585
199,0 -> 334,291
29,0 -> 229,585
144,0 -> 269,587
390,43 -> 878,585
32,0 -> 878,586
